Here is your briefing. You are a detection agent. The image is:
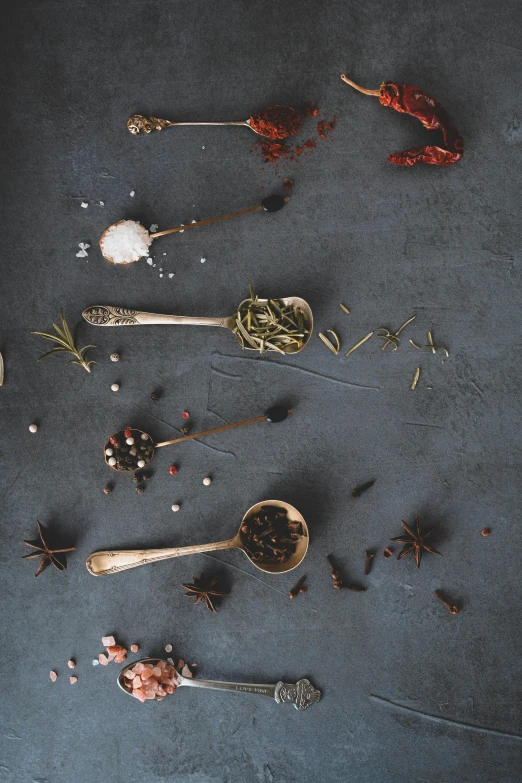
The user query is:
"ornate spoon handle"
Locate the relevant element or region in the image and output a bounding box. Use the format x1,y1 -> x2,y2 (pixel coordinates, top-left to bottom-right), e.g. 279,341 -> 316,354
82,305 -> 229,328
86,537 -> 239,576
127,115 -> 250,134
179,676 -> 321,710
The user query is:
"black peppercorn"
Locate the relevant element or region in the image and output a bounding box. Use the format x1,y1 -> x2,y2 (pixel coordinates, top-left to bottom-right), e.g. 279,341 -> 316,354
136,486 -> 144,494
103,484 -> 113,495
150,391 -> 160,401
181,424 -> 192,436
132,475 -> 141,484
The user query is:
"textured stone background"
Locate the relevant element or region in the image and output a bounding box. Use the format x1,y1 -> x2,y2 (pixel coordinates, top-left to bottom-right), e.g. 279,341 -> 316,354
1,1 -> 521,781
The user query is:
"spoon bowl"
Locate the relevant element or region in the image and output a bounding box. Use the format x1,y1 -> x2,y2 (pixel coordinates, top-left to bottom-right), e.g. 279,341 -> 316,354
86,499 -> 308,576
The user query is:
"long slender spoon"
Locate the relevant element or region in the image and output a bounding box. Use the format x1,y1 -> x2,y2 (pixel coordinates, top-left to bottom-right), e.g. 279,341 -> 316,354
82,295 -> 313,355
99,194 -> 287,265
86,499 -> 309,576
118,658 -> 321,711
103,406 -> 292,472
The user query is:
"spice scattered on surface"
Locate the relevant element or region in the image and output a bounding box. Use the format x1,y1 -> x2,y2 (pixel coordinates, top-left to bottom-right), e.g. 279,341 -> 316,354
352,479 -> 375,499
122,659 -> 179,702
171,504 -> 181,512
29,423 -> 38,433
410,330 -> 449,357
111,383 -> 119,392
318,331 -> 340,354
150,391 -> 160,401
346,332 -> 373,356
49,671 -> 58,682
102,636 -> 116,647
317,116 -> 337,139
76,242 -> 90,258
377,315 -> 416,351
181,424 -> 192,436
110,353 -> 119,362
383,547 -> 393,558
130,191 -> 135,197
181,411 -> 190,419
181,571 -> 229,613
149,224 -> 158,233
364,550 -> 375,576
81,202 -> 88,208
22,521 -> 76,577
202,477 -> 212,486
130,644 -> 139,653
327,555 -> 367,591
434,590 -> 459,615
164,644 -> 173,653
200,258 -> 206,264
233,284 -> 309,354
92,659 -> 99,666
240,505 -> 305,564
303,101 -> 319,117
103,484 -> 112,495
410,367 -> 421,390
0,352 -> 3,386
99,653 -> 109,665
100,220 -> 151,264
31,308 -> 97,373
169,465 -> 178,476
481,527 -> 491,537
68,660 -> 76,669
390,515 -> 443,569
289,574 -> 307,599
136,486 -> 144,494
70,676 -> 78,684
283,177 -> 295,191
340,303 -> 350,315
249,105 -> 302,140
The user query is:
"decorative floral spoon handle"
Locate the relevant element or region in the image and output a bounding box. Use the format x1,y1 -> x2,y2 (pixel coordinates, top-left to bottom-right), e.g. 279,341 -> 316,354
127,115 -> 250,134
179,675 -> 321,710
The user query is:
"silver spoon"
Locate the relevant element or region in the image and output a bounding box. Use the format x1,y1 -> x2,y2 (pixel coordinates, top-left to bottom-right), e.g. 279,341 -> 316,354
86,499 -> 309,576
103,406 -> 292,473
82,295 -> 313,355
98,194 -> 288,265
117,658 -> 321,711
126,104 -> 302,138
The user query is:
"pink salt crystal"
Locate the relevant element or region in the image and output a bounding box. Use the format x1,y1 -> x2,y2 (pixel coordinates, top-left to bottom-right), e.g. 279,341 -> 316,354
145,690 -> 156,700
67,660 -> 76,669
152,667 -> 162,677
69,676 -> 78,684
134,663 -> 144,674
157,660 -> 167,670
49,671 -> 58,682
133,689 -> 146,702
164,644 -> 173,653
115,654 -> 127,664
132,676 -> 142,689
164,684 -> 175,694
107,653 -> 116,662
130,644 -> 139,653
124,670 -> 135,680
102,635 -> 116,647
107,645 -> 124,655
98,654 -> 109,666
141,668 -> 153,680
181,664 -> 193,678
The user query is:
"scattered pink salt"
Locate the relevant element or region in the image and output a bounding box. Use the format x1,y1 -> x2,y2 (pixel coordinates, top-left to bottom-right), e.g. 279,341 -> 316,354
107,645 -> 124,655
99,653 -> 109,666
130,644 -> 139,653
102,635 -> 116,647
164,644 -> 173,653
69,676 -> 78,684
49,671 -> 58,682
67,660 -> 76,669
181,664 -> 193,678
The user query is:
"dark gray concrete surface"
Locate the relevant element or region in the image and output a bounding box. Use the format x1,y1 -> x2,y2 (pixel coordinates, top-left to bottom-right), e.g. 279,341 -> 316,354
1,1 -> 521,781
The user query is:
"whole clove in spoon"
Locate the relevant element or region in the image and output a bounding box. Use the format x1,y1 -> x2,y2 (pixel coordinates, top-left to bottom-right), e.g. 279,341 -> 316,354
86,499 -> 309,576
117,657 -> 321,710
83,290 -> 313,355
103,406 -> 292,473
127,104 -> 302,139
99,194 -> 287,265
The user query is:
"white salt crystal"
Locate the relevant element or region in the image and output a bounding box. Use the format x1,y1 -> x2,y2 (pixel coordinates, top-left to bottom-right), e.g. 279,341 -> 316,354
100,220 -> 152,264
76,249 -> 88,258
92,659 -> 99,666
81,202 -> 88,208
202,146 -> 205,150
168,273 -> 174,278
99,201 -> 104,206
166,658 -> 174,666
200,258 -> 206,263
165,644 -> 173,653
191,219 -> 197,223
79,242 -> 90,250
159,274 -> 163,278
149,224 -> 158,233
147,258 -> 153,265
159,268 -> 163,272
163,252 -> 166,255
130,191 -> 135,197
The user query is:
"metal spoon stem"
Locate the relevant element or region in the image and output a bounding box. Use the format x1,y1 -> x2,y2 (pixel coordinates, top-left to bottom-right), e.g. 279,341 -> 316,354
155,410 -> 292,449
150,204 -> 264,239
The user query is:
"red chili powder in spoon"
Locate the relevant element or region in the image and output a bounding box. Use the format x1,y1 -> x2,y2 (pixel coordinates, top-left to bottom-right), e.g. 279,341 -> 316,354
249,105 -> 303,140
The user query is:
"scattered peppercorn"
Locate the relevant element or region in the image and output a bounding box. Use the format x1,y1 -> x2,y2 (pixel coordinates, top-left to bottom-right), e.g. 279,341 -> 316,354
169,465 -> 178,476
171,504 -> 181,512
111,383 -> 120,392
132,475 -> 140,484
289,574 -> 307,599
181,424 -> 192,436
29,423 -> 38,433
327,555 -> 367,592
136,486 -> 144,495
103,484 -> 113,495
124,427 -> 133,439
202,477 -> 212,486
481,527 -> 491,537
383,547 -> 393,558
150,391 -> 160,401
181,411 -> 190,419
110,353 -> 120,362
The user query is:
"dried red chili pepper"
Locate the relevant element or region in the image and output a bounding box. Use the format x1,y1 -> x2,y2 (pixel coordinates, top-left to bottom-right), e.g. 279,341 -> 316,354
340,75 -> 463,166
249,105 -> 302,140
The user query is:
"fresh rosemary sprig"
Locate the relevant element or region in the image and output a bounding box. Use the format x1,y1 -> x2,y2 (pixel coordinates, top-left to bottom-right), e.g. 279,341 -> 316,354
31,309 -> 97,373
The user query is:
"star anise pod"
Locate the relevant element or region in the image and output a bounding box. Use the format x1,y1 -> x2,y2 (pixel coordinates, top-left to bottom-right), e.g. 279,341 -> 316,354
22,521 -> 76,577
181,572 -> 229,613
390,515 -> 443,569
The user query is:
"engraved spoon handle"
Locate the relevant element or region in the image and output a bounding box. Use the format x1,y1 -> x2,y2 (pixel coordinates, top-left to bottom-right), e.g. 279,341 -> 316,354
82,305 -> 231,328
127,114 -> 252,134
178,676 -> 321,710
86,537 -> 240,576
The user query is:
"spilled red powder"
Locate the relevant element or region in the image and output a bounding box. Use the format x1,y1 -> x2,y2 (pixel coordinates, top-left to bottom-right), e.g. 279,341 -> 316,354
303,101 -> 319,117
251,103 -> 335,169
317,116 -> 337,139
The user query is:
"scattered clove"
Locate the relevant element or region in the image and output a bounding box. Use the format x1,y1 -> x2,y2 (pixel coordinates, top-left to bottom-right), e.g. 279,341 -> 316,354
352,479 -> 375,499
481,527 -> 491,537
363,550 -> 375,575
289,575 -> 307,599
383,547 -> 393,558
327,555 -> 367,592
434,590 -> 459,615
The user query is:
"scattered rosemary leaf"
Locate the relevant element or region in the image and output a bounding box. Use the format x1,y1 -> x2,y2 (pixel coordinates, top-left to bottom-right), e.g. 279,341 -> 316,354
346,331 -> 373,356
318,332 -> 339,355
395,315 -> 416,336
427,331 -> 436,355
410,339 -> 422,349
340,303 -> 351,315
327,329 -> 340,353
410,334 -> 449,358
0,352 -> 3,386
410,367 -> 420,390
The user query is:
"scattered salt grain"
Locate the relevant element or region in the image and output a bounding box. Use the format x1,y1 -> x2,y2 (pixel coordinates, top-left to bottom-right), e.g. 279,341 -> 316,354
111,383 -> 120,392
81,202 -> 88,208
146,258 -> 153,265
181,664 -> 193,678
130,191 -> 135,197
49,671 -> 58,682
99,654 -> 109,665
165,644 -> 173,653
68,660 -> 76,669
130,644 -> 139,653
167,658 -> 174,666
203,477 -> 212,486
191,219 -> 197,224
202,146 -> 205,150
159,268 -> 163,272
159,274 -> 163,278
200,258 -> 206,263
100,220 -> 151,264
163,252 -> 167,255
99,201 -> 104,206
168,273 -> 174,278
76,242 -> 90,258
69,676 -> 78,684
149,224 -> 158,233
92,659 -> 99,666
171,504 -> 180,512
102,636 -> 116,647
29,423 -> 38,433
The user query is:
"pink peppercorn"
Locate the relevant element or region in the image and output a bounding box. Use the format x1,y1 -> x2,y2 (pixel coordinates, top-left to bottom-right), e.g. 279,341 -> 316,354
181,411 -> 190,419
169,465 -> 178,476
124,427 -> 133,438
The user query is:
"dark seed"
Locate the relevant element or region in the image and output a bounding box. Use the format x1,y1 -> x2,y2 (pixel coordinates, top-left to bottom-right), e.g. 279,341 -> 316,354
136,486 -> 144,494
150,391 -> 160,401
103,485 -> 113,495
265,405 -> 289,424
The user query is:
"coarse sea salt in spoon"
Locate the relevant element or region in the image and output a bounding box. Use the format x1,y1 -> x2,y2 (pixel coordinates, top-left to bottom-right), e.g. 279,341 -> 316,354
99,195 -> 287,265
